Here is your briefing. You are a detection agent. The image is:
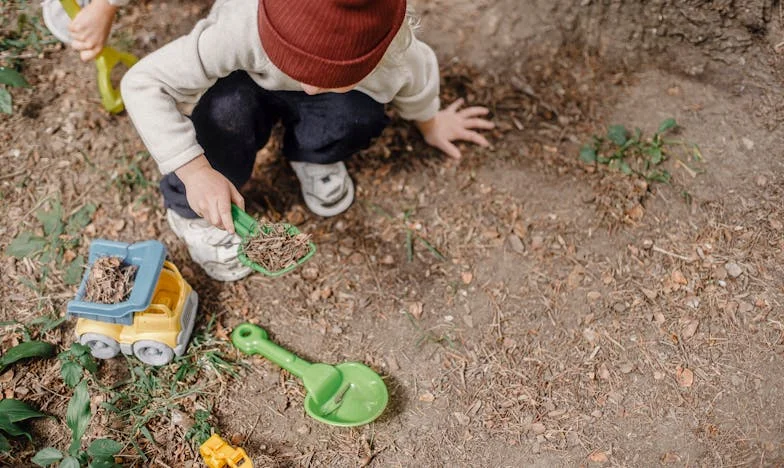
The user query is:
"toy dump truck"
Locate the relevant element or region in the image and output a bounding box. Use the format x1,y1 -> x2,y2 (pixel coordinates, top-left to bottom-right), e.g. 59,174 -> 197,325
66,240 -> 197,366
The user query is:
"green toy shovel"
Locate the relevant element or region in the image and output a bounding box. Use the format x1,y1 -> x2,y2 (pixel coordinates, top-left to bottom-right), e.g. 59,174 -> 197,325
231,324 -> 388,427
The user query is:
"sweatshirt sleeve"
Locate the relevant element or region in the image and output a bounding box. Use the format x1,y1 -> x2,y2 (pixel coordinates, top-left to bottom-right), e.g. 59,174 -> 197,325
390,38 -> 441,122
121,1 -> 264,174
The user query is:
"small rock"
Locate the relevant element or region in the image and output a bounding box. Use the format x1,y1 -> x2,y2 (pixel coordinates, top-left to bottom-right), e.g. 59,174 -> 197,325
613,302 -> 626,313
380,254 -> 395,265
725,263 -> 742,278
348,252 -> 364,265
755,175 -> 768,186
742,137 -> 755,151
642,239 -> 654,249
583,328 -> 598,343
419,392 -> 435,402
591,410 -> 603,419
296,425 -> 310,435
334,220 -> 347,232
713,266 -> 728,280
619,362 -> 635,374
301,267 -> 319,280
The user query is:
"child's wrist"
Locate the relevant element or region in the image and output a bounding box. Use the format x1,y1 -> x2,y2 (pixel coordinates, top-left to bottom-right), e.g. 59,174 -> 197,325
174,155 -> 210,181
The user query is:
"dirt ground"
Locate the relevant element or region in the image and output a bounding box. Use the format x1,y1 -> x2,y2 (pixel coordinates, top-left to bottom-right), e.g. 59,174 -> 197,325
2,0 -> 784,466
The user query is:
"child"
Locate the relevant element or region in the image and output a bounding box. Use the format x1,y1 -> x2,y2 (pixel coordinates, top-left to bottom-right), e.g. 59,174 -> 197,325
42,0 -> 127,61
121,0 -> 494,282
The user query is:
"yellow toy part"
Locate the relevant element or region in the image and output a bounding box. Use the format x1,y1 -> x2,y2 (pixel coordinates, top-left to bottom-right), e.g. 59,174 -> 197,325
75,261 -> 198,366
200,434 -> 253,468
59,0 -> 139,113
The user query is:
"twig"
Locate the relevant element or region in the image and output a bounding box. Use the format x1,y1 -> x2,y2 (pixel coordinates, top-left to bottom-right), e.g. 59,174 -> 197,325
652,246 -> 692,261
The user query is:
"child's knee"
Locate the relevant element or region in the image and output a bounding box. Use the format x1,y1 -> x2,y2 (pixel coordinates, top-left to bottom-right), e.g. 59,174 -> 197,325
193,87 -> 258,137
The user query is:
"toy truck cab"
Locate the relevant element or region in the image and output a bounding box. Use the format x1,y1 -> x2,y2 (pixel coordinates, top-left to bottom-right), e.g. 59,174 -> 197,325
67,240 -> 198,366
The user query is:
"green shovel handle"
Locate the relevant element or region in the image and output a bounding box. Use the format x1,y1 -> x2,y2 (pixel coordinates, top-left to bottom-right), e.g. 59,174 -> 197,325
231,324 -> 312,378
59,0 -> 138,114
231,204 -> 258,239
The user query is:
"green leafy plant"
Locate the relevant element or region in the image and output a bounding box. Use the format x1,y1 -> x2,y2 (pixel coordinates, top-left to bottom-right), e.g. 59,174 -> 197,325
185,409 -> 215,446
0,67 -> 30,114
0,399 -> 46,452
58,344 -> 98,388
32,381 -> 123,468
369,204 -> 446,262
5,200 -> 96,286
0,340 -> 55,373
579,118 -> 698,183
110,152 -> 155,207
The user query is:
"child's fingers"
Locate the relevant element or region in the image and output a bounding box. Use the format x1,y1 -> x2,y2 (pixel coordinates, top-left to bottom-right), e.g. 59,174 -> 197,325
218,197 -> 234,234
440,139 -> 462,159
446,98 -> 465,112
459,106 -> 490,118
459,129 -> 490,148
464,118 -> 495,130
230,185 -> 245,212
80,48 -> 101,62
70,39 -> 89,50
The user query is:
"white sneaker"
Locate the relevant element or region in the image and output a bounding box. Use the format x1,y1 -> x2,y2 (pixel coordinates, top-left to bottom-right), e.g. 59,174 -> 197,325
166,210 -> 252,282
290,161 -> 355,217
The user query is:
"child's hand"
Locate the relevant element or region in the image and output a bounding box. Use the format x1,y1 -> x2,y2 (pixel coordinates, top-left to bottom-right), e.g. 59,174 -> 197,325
175,156 -> 244,234
68,0 -> 118,62
416,98 -> 495,159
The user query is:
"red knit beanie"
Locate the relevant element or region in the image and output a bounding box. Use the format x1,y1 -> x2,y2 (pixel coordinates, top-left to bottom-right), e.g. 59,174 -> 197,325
258,0 -> 407,89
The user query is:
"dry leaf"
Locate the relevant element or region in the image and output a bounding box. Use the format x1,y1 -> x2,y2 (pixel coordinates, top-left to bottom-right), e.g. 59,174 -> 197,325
597,363 -> 610,380
676,366 -> 694,387
681,319 -> 699,339
453,412 -> 470,425
661,452 -> 680,464
461,271 -> 473,284
408,302 -> 423,319
671,270 -> 688,285
588,451 -> 609,463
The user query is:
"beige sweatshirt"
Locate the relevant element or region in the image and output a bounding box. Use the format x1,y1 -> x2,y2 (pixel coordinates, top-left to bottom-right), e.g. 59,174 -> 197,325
121,0 -> 441,174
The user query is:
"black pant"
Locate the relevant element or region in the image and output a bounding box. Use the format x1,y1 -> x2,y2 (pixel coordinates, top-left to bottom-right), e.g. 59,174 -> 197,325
160,71 -> 389,218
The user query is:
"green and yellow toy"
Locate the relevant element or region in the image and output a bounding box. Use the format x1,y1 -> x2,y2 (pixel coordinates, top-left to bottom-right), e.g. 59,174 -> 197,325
42,0 -> 138,113
66,240 -> 198,366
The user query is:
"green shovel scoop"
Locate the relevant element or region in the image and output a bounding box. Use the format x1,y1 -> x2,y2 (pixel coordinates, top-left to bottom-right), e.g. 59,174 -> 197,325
231,323 -> 388,427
